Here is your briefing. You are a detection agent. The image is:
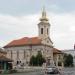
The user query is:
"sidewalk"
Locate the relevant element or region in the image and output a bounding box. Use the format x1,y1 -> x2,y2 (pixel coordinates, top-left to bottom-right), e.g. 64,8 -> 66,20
15,66 -> 43,73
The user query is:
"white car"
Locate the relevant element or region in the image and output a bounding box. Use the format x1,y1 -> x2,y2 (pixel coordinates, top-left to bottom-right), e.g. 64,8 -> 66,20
45,66 -> 60,74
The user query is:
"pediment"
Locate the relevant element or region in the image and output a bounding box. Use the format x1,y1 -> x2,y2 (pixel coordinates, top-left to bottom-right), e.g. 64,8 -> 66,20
41,37 -> 53,46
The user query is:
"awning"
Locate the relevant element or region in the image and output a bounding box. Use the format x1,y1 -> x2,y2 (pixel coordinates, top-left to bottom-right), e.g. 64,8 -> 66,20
0,56 -> 12,62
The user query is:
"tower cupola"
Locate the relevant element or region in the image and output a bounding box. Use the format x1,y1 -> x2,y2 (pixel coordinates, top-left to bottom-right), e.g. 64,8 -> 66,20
38,7 -> 50,39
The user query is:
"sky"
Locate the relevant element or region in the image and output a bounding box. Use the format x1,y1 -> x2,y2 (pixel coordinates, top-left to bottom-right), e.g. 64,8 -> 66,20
0,0 -> 75,50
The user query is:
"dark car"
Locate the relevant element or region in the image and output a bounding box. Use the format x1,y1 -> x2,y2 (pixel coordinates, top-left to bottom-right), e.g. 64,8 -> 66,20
45,66 -> 60,74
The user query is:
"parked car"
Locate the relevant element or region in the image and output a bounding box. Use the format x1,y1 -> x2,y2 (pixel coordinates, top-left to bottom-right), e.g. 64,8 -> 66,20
45,66 -> 60,74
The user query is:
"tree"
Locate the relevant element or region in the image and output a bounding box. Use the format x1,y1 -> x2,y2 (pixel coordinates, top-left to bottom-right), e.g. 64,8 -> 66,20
29,51 -> 46,66
63,53 -> 73,67
36,51 -> 46,66
29,55 -> 37,66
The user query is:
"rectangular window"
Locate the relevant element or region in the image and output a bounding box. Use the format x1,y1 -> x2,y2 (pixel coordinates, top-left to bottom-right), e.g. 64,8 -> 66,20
11,51 -> 12,59
41,28 -> 43,34
17,51 -> 19,59
47,28 -> 48,34
24,50 -> 25,59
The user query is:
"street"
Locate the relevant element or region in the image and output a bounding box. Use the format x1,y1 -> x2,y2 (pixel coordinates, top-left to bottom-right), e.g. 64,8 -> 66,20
5,71 -> 44,75
4,69 -> 75,75
5,72 -> 75,75
61,67 -> 75,75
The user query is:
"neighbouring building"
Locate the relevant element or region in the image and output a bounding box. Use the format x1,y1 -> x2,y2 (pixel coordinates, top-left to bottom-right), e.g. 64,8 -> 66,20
62,49 -> 75,66
0,48 -> 12,70
53,48 -> 63,68
3,8 -> 63,68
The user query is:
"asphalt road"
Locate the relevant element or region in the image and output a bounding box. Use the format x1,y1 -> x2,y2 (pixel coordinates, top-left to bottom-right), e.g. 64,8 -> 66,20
4,71 -> 75,75
4,68 -> 75,75
5,71 -> 44,75
4,72 -> 75,75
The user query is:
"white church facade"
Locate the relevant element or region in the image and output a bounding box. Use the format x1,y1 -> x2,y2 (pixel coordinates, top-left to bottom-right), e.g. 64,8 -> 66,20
4,8 -> 63,68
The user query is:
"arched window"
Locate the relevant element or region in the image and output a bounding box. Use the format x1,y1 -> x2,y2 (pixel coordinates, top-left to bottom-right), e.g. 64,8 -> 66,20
41,28 -> 43,34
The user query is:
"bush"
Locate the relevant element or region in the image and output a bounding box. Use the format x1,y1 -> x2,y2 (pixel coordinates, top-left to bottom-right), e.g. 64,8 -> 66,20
9,69 -> 17,73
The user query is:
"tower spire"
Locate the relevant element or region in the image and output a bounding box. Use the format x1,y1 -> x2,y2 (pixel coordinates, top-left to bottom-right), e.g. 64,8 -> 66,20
40,6 -> 48,21
42,6 -> 46,18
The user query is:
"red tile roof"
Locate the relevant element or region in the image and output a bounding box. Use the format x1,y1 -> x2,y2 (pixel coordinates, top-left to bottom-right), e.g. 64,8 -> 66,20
4,37 -> 42,48
53,48 -> 63,54
4,37 -> 62,54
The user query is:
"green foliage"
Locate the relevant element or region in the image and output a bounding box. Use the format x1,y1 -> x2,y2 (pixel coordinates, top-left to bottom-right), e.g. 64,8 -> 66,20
29,51 -> 45,66
9,69 -> 17,73
30,55 -> 36,66
36,51 -> 46,66
63,53 -> 73,67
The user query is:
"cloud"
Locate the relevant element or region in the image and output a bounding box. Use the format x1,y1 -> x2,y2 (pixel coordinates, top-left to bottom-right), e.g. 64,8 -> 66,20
49,0 -> 75,13
0,14 -> 40,46
0,0 -> 75,15
70,26 -> 75,32
0,12 -> 75,50
49,12 -> 75,49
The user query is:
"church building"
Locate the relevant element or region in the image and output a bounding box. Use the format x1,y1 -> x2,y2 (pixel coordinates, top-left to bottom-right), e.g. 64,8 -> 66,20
4,8 -> 63,68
